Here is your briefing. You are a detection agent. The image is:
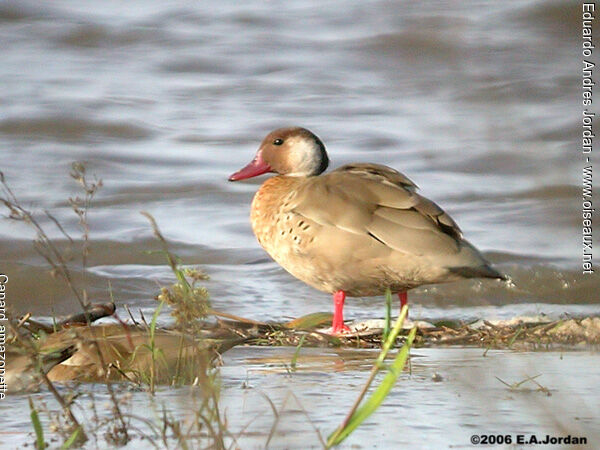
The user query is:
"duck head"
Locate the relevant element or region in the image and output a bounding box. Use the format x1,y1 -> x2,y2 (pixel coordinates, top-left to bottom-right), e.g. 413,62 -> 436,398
228,127 -> 329,181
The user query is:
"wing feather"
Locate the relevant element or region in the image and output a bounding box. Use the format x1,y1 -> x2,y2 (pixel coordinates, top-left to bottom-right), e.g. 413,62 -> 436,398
288,163 -> 465,256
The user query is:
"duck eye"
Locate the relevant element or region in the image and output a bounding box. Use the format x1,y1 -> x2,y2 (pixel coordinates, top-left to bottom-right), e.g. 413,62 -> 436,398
273,138 -> 284,146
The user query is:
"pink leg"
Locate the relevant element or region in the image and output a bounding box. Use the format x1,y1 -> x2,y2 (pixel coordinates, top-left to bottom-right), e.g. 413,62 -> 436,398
398,291 -> 408,317
331,290 -> 350,334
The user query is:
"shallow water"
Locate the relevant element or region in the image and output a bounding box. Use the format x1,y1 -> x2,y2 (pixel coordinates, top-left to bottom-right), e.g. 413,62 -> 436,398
0,0 -> 597,319
1,347 -> 598,448
0,0 -> 598,447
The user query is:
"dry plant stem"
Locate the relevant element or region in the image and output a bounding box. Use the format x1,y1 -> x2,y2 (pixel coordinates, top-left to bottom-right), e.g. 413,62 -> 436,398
124,304 -> 140,326
73,168 -> 131,441
141,211 -> 179,274
210,388 -> 226,449
44,210 -> 74,244
265,393 -> 290,448
142,210 -> 229,447
1,176 -> 87,313
2,169 -> 130,443
288,391 -> 326,448
16,312 -> 32,329
69,163 -> 102,291
230,409 -> 267,449
116,414 -> 161,445
6,319 -> 87,443
108,363 -> 138,384
207,308 -> 266,326
39,370 -> 86,442
160,407 -> 169,448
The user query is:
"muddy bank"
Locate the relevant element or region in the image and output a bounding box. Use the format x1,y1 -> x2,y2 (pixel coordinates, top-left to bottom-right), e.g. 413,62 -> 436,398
7,304 -> 599,393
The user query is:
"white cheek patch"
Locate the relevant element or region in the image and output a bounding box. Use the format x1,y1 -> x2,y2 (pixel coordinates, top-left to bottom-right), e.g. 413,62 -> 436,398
285,136 -> 319,176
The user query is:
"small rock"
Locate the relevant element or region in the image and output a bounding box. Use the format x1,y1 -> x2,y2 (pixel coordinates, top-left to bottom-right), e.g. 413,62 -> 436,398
431,372 -> 444,382
548,320 -> 585,340
469,319 -> 487,330
581,317 -> 600,342
487,316 -> 552,327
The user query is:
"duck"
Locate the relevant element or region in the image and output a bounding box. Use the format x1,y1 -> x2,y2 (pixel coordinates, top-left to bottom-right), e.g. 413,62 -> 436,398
5,344 -> 75,393
229,127 -> 506,334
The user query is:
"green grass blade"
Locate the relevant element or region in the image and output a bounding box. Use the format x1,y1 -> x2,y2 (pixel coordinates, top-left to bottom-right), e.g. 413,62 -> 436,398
377,304 -> 409,365
290,334 -> 307,371
507,325 -> 523,349
326,305 -> 411,447
29,397 -> 45,450
382,288 -> 392,342
150,300 -> 165,340
172,263 -> 192,295
328,326 -> 417,447
149,300 -> 165,393
285,312 -> 333,330
61,428 -> 81,449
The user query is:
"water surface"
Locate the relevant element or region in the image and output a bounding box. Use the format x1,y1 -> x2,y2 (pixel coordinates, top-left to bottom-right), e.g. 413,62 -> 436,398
0,0 -> 597,447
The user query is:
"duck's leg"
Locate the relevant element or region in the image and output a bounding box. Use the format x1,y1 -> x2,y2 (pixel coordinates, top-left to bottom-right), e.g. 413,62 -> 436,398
331,290 -> 350,334
398,291 -> 408,317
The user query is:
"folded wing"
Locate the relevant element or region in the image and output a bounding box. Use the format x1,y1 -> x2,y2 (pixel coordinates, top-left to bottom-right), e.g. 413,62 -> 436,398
289,163 -> 465,258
